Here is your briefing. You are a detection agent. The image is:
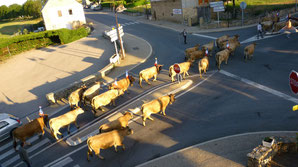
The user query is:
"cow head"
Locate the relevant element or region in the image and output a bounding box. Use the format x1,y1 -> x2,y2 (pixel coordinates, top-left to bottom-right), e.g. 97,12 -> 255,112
169,94 -> 176,104
124,111 -> 133,119
129,76 -> 135,86
123,127 -> 134,135
75,107 -> 85,115
156,64 -> 163,74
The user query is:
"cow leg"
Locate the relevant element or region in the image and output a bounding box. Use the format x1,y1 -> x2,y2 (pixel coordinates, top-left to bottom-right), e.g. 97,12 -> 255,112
200,69 -> 202,78
225,59 -> 228,64
162,109 -> 166,116
142,116 -> 147,126
74,121 -> 80,129
67,125 -> 71,134
122,144 -> 126,150
148,116 -> 154,121
171,75 -> 175,82
139,77 -> 143,88
204,68 -> 207,74
186,71 -> 189,76
97,152 -> 104,160
114,145 -> 118,152
183,72 -> 186,79
112,99 -> 116,106
99,107 -> 105,112
145,79 -> 151,85
153,74 -> 157,81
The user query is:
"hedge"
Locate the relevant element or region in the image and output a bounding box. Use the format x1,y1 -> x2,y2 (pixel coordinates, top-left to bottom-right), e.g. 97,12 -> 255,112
0,27 -> 88,60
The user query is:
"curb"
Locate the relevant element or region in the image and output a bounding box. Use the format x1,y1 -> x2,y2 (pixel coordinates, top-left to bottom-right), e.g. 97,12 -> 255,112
136,131 -> 298,167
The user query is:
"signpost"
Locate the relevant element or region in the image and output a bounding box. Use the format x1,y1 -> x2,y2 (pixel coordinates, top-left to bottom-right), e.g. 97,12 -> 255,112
210,1 -> 224,27
240,1 -> 247,26
173,63 -> 182,83
106,26 -> 124,64
289,70 -> 298,95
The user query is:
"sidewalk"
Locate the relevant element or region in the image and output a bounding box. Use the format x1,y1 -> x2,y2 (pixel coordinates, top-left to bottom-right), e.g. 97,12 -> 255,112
137,131 -> 298,167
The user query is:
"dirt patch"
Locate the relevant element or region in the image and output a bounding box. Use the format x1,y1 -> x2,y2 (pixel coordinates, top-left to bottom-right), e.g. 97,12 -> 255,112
270,152 -> 298,167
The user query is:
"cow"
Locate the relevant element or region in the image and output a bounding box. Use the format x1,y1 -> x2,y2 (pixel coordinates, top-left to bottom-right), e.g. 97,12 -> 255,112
99,112 -> 133,133
219,35 -> 240,50
216,35 -> 229,48
12,115 -> 48,150
185,44 -> 200,60
198,56 -> 209,78
215,48 -> 232,70
187,48 -> 205,62
49,107 -> 84,140
87,127 -> 133,161
82,82 -> 101,105
139,65 -> 163,88
244,42 -> 257,61
141,94 -> 176,126
108,75 -> 135,94
91,89 -> 124,114
201,41 -> 215,56
169,61 -> 192,82
68,84 -> 87,109
224,40 -> 240,56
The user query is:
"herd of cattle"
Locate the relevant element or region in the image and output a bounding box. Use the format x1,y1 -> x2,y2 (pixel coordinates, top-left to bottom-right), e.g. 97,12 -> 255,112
10,34 -> 257,161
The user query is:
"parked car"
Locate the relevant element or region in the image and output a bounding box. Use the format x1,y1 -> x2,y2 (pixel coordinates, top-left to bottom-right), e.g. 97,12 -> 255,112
0,113 -> 22,142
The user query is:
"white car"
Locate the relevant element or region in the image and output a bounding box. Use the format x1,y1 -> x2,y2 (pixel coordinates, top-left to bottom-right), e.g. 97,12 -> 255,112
0,113 -> 22,142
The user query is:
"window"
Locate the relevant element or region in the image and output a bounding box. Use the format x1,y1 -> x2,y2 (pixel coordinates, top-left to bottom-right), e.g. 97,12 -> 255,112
58,10 -> 62,17
0,121 -> 9,129
69,9 -> 73,15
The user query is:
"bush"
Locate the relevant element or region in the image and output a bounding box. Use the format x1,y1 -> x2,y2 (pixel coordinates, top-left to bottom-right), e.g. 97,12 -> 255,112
0,27 -> 88,60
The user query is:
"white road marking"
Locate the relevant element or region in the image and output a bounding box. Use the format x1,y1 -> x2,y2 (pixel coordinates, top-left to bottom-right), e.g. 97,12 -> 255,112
240,33 -> 284,44
193,34 -> 217,40
50,157 -> 73,167
0,135 -> 39,161
73,165 -> 80,167
3,138 -> 49,167
220,70 -> 298,104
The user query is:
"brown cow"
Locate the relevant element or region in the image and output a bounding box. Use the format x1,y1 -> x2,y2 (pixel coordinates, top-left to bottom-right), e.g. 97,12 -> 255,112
68,85 -> 87,109
202,41 -> 215,56
141,94 -> 175,126
219,35 -> 240,50
187,48 -> 205,62
99,112 -> 133,133
244,42 -> 257,61
198,56 -> 209,78
12,115 -> 48,150
82,82 -> 101,105
108,76 -> 135,94
216,35 -> 229,48
169,61 -> 192,82
185,44 -> 200,60
49,107 -> 84,140
91,89 -> 124,114
87,127 -> 133,161
215,48 -> 232,70
139,65 -> 163,88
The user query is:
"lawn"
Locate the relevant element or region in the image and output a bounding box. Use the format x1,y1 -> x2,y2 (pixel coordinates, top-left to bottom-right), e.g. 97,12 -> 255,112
0,18 -> 42,38
233,0 -> 296,6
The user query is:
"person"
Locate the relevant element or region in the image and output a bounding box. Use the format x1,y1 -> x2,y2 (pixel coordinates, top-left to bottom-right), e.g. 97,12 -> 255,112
19,142 -> 31,167
181,29 -> 187,44
257,22 -> 263,39
38,106 -> 44,117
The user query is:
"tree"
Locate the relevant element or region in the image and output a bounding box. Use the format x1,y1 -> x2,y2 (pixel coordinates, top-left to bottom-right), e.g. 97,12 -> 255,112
0,5 -> 9,20
23,0 -> 42,18
8,4 -> 23,18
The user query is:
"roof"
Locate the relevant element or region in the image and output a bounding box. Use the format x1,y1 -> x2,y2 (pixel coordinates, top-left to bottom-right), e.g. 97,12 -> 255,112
42,0 -> 82,11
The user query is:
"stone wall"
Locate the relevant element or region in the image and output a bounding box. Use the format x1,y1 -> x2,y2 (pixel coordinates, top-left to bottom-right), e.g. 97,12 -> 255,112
151,0 -> 183,23
247,136 -> 297,167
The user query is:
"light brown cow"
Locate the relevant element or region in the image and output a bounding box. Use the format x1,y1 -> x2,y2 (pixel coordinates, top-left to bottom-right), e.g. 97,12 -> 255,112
12,115 -> 48,150
108,76 -> 135,94
219,35 -> 240,50
215,48 -> 232,70
198,56 -> 209,78
91,89 -> 124,114
224,40 -> 240,56
87,127 -> 133,161
169,61 -> 192,82
99,112 -> 133,133
82,82 -> 101,105
139,65 -> 163,88
202,41 -> 215,56
216,35 -> 229,48
68,85 -> 87,109
187,48 -> 205,62
49,107 -> 84,140
141,94 -> 176,126
244,42 -> 257,61
185,44 -> 200,59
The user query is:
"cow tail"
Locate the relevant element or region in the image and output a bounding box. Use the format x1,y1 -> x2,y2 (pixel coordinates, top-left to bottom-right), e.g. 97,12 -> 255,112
98,126 -> 102,134
87,138 -> 93,156
139,73 -> 142,85
49,119 -> 54,137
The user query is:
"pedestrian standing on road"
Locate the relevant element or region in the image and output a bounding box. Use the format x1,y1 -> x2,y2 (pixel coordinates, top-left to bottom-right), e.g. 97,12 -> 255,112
181,29 -> 187,44
39,106 -> 44,117
257,22 -> 263,39
19,142 -> 31,167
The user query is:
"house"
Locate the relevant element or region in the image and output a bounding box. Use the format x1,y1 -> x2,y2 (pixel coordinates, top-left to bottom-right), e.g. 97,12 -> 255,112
150,0 -> 215,25
42,0 -> 86,30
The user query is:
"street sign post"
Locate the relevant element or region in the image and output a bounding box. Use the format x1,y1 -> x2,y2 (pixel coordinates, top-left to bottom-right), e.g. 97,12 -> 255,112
240,1 -> 247,26
210,1 -> 224,27
289,70 -> 298,94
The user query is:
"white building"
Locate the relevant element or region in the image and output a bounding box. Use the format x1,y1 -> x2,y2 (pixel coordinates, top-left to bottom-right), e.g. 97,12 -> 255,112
42,0 -> 86,30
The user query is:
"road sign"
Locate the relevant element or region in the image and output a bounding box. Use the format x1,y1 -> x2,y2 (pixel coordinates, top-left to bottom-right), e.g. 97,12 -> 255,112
289,70 -> 298,94
240,1 -> 247,10
213,6 -> 225,12
173,64 -> 180,74
210,1 -> 223,8
106,26 -> 124,42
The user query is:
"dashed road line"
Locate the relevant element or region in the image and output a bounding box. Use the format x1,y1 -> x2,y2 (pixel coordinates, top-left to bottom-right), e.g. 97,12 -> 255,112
220,70 -> 298,104
50,157 -> 73,167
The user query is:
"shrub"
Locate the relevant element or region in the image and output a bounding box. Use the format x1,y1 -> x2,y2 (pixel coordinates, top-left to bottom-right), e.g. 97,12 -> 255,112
56,28 -> 88,44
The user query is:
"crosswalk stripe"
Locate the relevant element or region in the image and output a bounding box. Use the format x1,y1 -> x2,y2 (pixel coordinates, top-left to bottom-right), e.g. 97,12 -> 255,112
2,138 -> 50,167
73,165 -> 80,167
50,157 -> 73,167
240,33 -> 284,44
193,34 -> 217,40
0,135 -> 39,161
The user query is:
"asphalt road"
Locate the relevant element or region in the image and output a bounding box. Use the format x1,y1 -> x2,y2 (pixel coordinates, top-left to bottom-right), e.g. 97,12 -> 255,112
1,12 -> 297,167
